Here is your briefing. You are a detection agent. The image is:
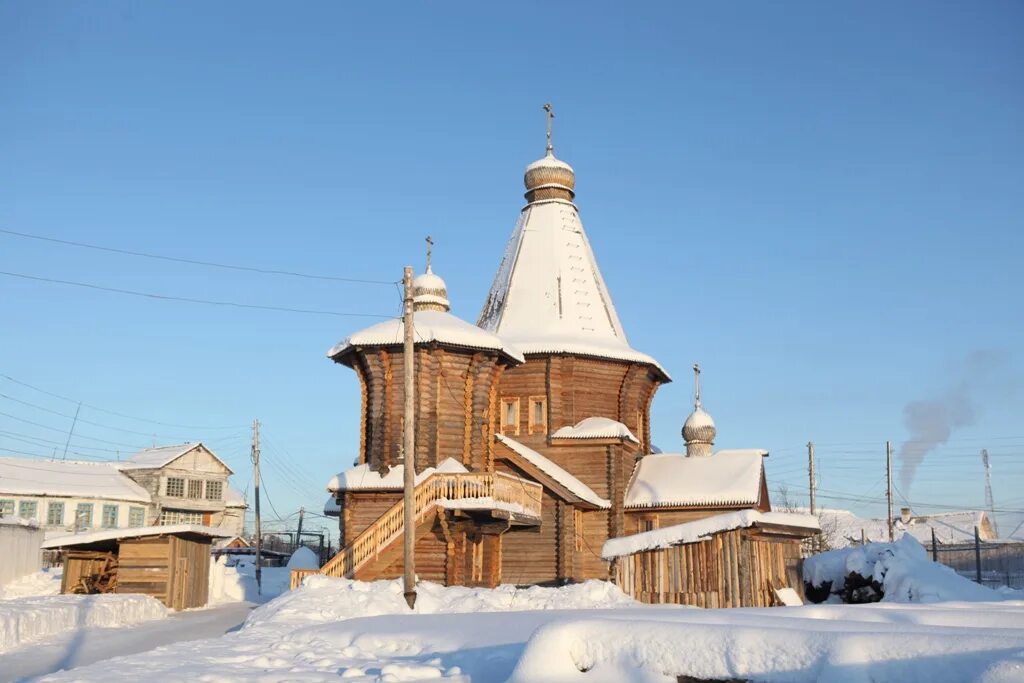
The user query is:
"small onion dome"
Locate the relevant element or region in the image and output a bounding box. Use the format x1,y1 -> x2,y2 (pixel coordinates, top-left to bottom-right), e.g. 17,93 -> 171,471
682,406 -> 716,458
412,266 -> 450,312
524,151 -> 575,203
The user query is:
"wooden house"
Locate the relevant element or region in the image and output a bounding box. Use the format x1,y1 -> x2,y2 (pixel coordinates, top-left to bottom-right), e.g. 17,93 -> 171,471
306,121 -> 817,606
42,524 -> 232,610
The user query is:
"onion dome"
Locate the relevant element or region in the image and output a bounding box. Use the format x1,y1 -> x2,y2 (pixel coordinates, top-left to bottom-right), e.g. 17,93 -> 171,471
683,363 -> 716,457
524,152 -> 576,203
412,266 -> 450,312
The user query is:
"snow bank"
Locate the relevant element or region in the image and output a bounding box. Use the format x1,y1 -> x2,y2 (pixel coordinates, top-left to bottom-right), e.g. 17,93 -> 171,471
245,576 -> 634,630
285,546 -> 319,570
0,593 -> 167,653
804,535 -> 1004,603
207,555 -> 292,605
0,568 -> 62,600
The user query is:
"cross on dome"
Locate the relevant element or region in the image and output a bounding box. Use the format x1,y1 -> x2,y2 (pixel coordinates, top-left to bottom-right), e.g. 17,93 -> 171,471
683,362 -> 716,457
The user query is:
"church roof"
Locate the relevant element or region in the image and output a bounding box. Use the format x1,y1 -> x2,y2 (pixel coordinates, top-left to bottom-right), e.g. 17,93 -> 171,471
477,197 -> 668,379
328,310 -> 524,365
551,417 -> 639,443
624,450 -> 767,509
495,434 -> 610,509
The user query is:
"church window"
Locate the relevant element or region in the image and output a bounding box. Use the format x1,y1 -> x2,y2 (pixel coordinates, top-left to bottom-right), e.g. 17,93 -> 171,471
500,398 -> 520,435
528,396 -> 547,434
638,514 -> 659,533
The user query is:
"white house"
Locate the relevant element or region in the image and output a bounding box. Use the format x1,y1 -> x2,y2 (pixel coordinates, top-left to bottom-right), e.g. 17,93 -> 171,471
0,442 -> 246,538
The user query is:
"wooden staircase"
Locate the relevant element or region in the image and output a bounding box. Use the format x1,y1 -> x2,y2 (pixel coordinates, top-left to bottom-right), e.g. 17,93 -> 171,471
291,471 -> 543,589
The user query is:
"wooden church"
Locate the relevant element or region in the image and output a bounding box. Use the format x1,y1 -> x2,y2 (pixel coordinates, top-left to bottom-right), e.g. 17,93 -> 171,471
305,111 -> 818,607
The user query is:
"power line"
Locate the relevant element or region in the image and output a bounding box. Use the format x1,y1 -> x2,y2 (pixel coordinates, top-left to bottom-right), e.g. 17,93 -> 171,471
0,409 -> 151,449
0,270 -> 397,319
0,391 -> 195,439
0,373 -> 246,431
0,227 -> 398,285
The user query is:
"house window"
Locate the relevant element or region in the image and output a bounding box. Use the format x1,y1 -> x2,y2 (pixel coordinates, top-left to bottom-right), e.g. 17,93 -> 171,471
638,515 -> 659,533
187,479 -> 203,499
75,503 -> 94,529
159,509 -> 203,525
0,499 -> 14,517
205,481 -> 223,501
528,396 -> 547,434
165,477 -> 185,497
574,508 -> 585,552
500,398 -> 520,435
101,504 -> 119,528
128,507 -> 146,527
18,500 -> 38,520
47,502 -> 65,526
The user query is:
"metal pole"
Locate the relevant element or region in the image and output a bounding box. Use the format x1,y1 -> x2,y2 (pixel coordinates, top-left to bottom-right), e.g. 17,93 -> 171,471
808,441 -> 817,552
251,418 -> 262,595
974,526 -> 982,584
886,441 -> 894,542
296,506 -> 305,553
402,266 -> 417,609
61,403 -> 81,461
931,527 -> 938,562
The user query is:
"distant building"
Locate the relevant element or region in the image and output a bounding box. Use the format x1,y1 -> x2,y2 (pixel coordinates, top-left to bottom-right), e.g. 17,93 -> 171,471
814,507 -> 997,548
0,442 -> 246,537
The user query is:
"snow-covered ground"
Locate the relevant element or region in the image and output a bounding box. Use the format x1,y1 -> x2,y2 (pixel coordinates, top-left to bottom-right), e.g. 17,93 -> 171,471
0,593 -> 167,654
0,568 -> 62,601
27,575 -> 1024,683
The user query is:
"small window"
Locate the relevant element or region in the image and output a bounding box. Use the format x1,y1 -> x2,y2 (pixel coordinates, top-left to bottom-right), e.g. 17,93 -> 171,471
165,477 -> 185,497
205,481 -> 223,501
47,502 -> 65,526
128,507 -> 146,527
528,396 -> 547,434
159,509 -> 203,525
638,515 -> 659,533
500,398 -> 520,435
101,504 -> 119,528
187,479 -> 203,499
574,508 -> 585,552
75,503 -> 94,529
18,500 -> 38,520
0,499 -> 14,517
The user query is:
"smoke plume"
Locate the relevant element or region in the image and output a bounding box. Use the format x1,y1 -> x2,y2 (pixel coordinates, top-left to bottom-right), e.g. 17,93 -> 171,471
898,349 -> 1011,493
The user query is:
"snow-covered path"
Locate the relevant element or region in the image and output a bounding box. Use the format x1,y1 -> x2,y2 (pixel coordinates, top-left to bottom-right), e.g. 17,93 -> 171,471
0,602 -> 255,683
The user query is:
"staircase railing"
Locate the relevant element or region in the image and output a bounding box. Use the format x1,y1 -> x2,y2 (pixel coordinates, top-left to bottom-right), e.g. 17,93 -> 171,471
314,471 -> 542,581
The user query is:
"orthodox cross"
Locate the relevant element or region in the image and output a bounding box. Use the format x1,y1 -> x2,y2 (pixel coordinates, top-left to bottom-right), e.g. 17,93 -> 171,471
543,102 -> 554,154
693,363 -> 702,408
425,235 -> 433,271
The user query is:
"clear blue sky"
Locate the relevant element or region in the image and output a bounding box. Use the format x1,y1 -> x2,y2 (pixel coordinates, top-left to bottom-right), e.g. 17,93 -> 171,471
2,2 -> 1022,542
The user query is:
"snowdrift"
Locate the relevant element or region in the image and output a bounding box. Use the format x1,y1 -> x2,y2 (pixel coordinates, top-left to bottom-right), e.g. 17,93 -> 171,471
804,535 -> 1004,603
0,593 -> 167,653
0,568 -> 62,601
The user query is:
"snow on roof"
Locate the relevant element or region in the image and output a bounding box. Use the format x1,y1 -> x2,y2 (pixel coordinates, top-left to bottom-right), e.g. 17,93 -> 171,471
323,496 -> 340,517
116,442 -> 232,474
0,456 -> 152,504
551,417 -> 639,443
812,508 -> 996,548
477,201 -> 669,379
224,484 -> 246,508
326,457 -> 469,492
495,434 -> 610,509
328,310 -> 524,363
602,510 -> 820,559
41,524 -> 234,549
0,515 -> 40,528
624,451 -> 765,509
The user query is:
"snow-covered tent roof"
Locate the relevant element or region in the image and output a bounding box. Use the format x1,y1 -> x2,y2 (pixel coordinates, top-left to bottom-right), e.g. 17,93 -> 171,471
328,310 -> 524,365
326,457 -> 469,492
495,434 -> 610,509
41,524 -> 234,549
551,417 -> 639,444
624,450 -> 767,509
0,456 -> 152,504
602,510 -> 820,559
477,199 -> 669,380
116,442 -> 232,474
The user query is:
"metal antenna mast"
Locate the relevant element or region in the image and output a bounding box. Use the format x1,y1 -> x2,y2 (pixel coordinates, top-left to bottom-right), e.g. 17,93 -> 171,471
981,449 -> 998,536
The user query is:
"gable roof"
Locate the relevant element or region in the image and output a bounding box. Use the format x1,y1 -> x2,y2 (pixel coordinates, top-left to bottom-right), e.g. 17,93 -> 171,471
495,434 -> 609,509
477,200 -> 669,379
0,456 -> 152,504
328,310 -> 524,365
624,450 -> 767,509
116,442 -> 232,475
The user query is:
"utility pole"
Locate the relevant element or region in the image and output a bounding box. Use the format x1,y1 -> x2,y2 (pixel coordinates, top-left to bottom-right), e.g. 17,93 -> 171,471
402,265 -> 417,609
61,402 -> 81,461
296,506 -> 305,550
808,441 -> 817,552
886,440 -> 894,542
251,418 -> 262,595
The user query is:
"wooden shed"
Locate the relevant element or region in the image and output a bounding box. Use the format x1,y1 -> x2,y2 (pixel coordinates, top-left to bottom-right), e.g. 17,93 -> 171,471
603,510 -> 819,608
42,524 -> 232,610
